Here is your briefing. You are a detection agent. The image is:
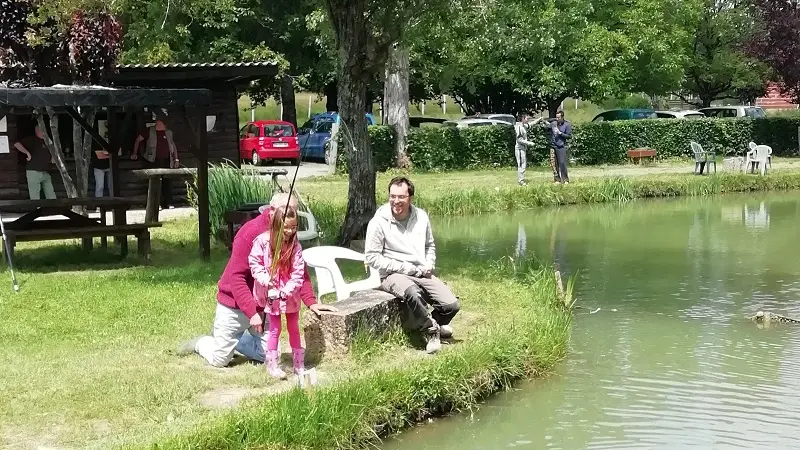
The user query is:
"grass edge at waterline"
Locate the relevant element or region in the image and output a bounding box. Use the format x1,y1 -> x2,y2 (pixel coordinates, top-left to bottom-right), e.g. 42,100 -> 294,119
307,172 -> 800,241
125,265 -> 572,450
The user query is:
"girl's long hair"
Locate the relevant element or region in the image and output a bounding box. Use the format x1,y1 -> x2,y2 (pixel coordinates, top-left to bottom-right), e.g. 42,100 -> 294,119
269,205 -> 298,276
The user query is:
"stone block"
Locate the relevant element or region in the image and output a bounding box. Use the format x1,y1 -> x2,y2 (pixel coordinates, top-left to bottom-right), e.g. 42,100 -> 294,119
303,289 -> 401,362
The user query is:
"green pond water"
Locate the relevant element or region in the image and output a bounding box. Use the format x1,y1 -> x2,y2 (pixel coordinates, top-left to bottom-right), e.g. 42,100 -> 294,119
383,192 -> 800,449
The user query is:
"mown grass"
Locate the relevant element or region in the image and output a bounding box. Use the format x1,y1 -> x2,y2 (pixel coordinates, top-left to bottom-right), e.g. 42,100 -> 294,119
121,261 -> 571,450
0,211 -> 570,449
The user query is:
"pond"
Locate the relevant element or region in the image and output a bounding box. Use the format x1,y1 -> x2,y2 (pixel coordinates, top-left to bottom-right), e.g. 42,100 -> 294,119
383,192 -> 800,449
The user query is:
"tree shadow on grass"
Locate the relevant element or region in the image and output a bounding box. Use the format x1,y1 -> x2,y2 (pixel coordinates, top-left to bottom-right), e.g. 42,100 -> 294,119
2,236 -> 230,277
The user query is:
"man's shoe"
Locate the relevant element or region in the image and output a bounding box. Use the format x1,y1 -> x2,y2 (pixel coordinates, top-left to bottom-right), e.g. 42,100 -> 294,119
439,324 -> 454,339
425,326 -> 442,354
518,180 -> 528,186
176,335 -> 204,356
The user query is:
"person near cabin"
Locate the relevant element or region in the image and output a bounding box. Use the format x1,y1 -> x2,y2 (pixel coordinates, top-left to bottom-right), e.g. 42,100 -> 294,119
14,125 -> 56,200
130,119 -> 179,209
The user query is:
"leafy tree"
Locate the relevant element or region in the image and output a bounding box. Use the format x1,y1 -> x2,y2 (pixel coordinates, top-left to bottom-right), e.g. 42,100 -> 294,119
1,0 -> 123,200
673,0 -> 770,107
749,0 -> 800,102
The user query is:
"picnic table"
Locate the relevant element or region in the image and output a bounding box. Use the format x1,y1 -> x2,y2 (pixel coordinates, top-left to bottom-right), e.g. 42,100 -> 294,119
0,197 -> 161,260
130,166 -> 288,223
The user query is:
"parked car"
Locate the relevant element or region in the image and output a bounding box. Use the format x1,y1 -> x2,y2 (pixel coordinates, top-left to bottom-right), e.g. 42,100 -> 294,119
239,120 -> 300,166
443,118 -> 513,128
298,112 -> 377,162
591,109 -> 658,122
655,110 -> 707,119
698,106 -> 766,118
463,113 -> 516,125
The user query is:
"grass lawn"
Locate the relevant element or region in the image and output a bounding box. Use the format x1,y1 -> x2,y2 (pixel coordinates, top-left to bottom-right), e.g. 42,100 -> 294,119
0,215 -> 569,449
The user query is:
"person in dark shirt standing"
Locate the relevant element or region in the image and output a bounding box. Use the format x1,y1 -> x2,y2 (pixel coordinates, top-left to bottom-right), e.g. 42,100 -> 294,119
14,126 -> 56,199
131,119 -> 179,209
549,111 -> 573,184
92,148 -> 111,199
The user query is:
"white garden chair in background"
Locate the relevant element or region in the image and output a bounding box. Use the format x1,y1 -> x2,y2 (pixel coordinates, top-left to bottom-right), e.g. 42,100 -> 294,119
302,246 -> 381,301
747,142 -> 772,173
690,141 -> 716,174
748,145 -> 772,175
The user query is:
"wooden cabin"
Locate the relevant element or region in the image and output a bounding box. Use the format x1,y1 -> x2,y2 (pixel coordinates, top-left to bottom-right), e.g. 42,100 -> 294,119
0,61 -> 279,205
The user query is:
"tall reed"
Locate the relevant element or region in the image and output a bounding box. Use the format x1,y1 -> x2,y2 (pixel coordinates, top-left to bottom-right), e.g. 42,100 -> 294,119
187,162 -> 274,237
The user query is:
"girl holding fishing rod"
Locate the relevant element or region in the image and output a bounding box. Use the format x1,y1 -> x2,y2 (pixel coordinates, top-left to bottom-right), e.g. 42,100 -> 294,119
249,204 -> 307,379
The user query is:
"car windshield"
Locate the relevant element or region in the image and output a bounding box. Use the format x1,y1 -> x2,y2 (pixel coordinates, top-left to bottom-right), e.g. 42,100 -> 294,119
684,113 -> 706,119
745,107 -> 766,118
263,125 -> 294,137
633,111 -> 657,119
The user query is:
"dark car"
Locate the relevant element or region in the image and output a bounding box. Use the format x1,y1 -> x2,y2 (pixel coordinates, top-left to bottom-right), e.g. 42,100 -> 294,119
591,109 -> 658,122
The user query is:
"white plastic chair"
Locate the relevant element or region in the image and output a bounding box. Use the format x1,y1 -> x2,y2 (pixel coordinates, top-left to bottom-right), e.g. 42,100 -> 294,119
690,141 -> 716,174
750,145 -> 771,175
747,141 -> 772,172
296,210 -> 319,243
302,246 -> 381,301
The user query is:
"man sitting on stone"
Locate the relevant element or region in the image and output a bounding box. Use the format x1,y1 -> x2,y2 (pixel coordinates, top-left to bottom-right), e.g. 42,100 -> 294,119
364,176 -> 461,353
177,192 -> 336,367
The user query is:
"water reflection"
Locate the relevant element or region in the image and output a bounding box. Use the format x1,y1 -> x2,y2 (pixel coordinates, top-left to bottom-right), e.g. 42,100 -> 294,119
386,192 -> 800,450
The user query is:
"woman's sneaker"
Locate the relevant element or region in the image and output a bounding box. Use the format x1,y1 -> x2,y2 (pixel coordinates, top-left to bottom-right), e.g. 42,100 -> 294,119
425,326 -> 441,353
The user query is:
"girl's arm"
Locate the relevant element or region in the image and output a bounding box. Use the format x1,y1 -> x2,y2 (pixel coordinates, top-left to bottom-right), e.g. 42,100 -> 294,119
248,234 -> 273,287
279,241 -> 306,298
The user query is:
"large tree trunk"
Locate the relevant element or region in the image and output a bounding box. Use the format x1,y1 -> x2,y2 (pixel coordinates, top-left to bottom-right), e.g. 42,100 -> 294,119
330,2 -> 376,246
547,95 -> 568,118
36,108 -> 78,198
73,107 -> 97,200
280,74 -> 298,129
384,43 -> 411,169
324,81 -> 338,112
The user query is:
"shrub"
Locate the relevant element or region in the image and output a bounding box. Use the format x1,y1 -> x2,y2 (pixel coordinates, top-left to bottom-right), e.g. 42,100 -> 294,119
339,117 -> 800,173
186,162 -> 274,239
336,125 -> 395,173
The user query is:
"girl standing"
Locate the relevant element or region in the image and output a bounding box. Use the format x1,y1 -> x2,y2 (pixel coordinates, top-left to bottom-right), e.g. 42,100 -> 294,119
249,205 -> 306,379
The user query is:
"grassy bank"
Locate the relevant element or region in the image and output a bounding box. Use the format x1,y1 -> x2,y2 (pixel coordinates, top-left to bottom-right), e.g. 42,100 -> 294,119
0,217 -> 570,449
299,160 -> 800,241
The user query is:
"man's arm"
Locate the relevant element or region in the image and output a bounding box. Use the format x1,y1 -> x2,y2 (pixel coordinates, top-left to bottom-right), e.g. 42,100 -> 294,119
364,219 -> 421,276
424,222 -> 436,270
131,134 -> 145,159
562,122 -> 573,138
13,142 -> 31,161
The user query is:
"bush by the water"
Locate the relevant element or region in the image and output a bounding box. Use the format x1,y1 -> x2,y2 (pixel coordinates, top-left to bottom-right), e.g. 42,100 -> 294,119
339,117 -> 800,172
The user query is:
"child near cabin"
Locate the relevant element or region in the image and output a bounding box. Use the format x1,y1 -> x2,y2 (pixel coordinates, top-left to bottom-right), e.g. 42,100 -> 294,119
248,205 -> 307,379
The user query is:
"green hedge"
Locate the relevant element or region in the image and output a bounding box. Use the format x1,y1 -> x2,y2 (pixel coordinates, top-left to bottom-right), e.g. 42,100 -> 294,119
335,117 -> 800,173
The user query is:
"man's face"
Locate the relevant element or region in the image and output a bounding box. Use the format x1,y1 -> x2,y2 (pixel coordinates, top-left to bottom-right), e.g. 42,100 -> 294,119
556,113 -> 564,124
389,183 -> 412,218
34,127 -> 43,139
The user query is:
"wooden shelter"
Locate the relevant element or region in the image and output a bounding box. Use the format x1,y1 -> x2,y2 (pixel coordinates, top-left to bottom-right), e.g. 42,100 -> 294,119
0,61 -> 280,203
0,85 -> 214,259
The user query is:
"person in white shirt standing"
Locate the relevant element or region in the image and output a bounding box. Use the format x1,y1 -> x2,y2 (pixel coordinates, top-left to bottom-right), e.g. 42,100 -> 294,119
514,114 -> 541,186
364,177 -> 461,354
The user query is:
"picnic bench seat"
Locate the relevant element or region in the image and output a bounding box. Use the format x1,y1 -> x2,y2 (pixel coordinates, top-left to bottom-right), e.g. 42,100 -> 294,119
0,197 -> 161,262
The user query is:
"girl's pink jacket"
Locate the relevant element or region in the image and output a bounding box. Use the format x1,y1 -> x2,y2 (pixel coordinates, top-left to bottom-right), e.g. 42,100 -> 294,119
248,232 -> 306,315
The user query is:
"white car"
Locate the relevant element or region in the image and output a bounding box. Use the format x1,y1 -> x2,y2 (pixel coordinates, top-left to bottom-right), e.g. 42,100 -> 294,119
442,118 -> 513,128
698,106 -> 766,118
655,110 -> 707,119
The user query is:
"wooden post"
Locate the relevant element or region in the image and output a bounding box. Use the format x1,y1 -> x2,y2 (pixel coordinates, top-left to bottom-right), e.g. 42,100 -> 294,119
107,106 -> 127,254
197,109 -> 211,260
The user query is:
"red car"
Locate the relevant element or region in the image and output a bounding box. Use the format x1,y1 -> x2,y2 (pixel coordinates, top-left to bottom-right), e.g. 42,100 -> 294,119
239,120 -> 300,166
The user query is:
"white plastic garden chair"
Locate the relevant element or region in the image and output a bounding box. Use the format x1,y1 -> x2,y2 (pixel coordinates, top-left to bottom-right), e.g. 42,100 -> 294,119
690,141 -> 716,174
258,205 -> 319,244
750,145 -> 771,175
747,141 -> 772,172
302,246 -> 381,301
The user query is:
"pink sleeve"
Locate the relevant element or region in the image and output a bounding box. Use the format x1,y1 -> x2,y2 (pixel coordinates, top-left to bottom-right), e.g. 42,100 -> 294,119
279,241 -> 305,297
248,234 -> 272,287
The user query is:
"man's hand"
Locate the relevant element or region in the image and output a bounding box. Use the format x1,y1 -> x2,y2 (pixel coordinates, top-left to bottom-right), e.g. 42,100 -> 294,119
249,313 -> 264,334
25,153 -> 31,161
130,153 -> 139,160
309,303 -> 338,316
418,265 -> 433,278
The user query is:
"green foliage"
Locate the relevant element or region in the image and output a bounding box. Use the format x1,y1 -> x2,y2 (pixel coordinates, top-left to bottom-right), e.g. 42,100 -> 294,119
336,125 -> 395,173
352,118 -> 800,171
186,162 -> 274,239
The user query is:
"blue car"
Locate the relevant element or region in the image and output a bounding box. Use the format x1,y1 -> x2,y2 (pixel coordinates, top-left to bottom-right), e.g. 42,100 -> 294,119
297,112 -> 377,163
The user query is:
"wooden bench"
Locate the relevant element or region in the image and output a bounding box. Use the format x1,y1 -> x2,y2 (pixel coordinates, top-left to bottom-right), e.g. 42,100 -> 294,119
627,148 -> 657,165
4,223 -> 161,260
0,197 -> 161,261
